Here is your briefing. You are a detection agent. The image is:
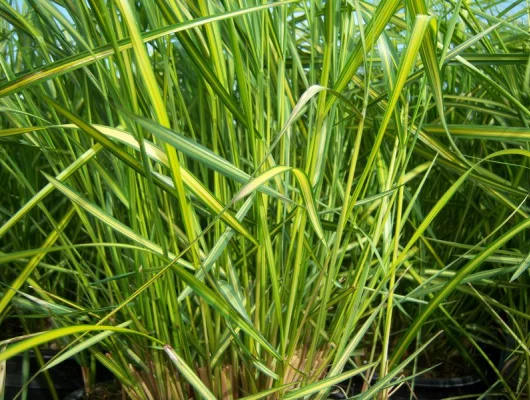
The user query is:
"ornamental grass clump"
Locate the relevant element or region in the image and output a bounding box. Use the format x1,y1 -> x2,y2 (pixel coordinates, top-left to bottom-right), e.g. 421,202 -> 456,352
1,0 -> 530,399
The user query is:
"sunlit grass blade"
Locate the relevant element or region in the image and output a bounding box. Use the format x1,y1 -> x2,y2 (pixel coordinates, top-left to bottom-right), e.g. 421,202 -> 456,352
284,362 -> 376,399
44,174 -> 193,269
164,345 -> 217,400
0,1 -> 297,99
43,321 -> 132,370
0,144 -> 102,239
0,326 -> 163,363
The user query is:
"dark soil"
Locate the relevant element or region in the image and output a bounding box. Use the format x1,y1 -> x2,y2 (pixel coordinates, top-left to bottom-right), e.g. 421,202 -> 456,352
64,382 -> 123,400
0,317 -> 25,340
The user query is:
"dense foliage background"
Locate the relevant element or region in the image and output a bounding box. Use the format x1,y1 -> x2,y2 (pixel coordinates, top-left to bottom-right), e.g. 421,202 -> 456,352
1,0 -> 530,398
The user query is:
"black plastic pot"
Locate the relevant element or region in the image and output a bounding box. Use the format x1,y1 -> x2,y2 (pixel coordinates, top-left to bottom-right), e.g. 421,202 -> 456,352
328,338 -> 505,399
3,350 -> 115,400
3,350 -> 84,400
329,373 -> 487,399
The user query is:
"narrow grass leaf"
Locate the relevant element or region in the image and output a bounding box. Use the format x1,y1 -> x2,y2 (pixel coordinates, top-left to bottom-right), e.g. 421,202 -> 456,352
164,345 -> 216,400
284,362 -> 376,399
0,207 -> 75,315
235,166 -> 325,243
0,326 -> 162,362
44,174 -> 193,270
359,332 -> 442,399
43,321 -> 132,370
390,217 -> 530,367
510,252 -> 530,282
